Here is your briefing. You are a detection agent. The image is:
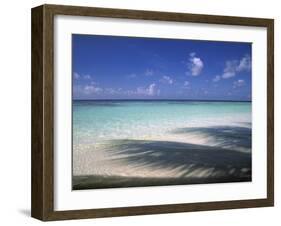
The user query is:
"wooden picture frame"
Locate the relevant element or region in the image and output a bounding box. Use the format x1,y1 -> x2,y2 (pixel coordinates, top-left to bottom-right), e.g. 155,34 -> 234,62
31,4 -> 274,221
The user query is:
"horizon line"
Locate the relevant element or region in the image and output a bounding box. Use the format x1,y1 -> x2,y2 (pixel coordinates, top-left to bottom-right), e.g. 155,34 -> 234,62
73,99 -> 252,102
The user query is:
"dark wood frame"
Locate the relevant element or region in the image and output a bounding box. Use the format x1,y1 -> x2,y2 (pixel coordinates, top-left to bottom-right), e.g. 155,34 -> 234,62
31,4 -> 274,221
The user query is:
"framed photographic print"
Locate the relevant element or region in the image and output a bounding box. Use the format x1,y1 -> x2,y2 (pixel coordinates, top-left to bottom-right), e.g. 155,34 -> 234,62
31,4 -> 274,221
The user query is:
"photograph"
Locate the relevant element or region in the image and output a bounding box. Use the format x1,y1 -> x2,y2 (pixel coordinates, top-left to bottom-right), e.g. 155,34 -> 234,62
72,34 -> 252,190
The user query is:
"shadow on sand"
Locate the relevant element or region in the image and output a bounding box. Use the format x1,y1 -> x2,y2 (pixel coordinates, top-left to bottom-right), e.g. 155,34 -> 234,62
172,126 -> 251,152
73,126 -> 252,190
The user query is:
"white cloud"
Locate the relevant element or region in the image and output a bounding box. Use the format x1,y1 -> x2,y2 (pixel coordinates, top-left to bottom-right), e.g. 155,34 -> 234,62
76,84 -> 160,97
74,83 -> 161,98
213,75 -> 221,82
222,60 -> 237,79
73,72 -> 80,79
233,79 -> 245,88
237,55 -> 251,72
145,69 -> 154,76
189,52 -> 196,57
187,52 -> 204,76
104,88 -> 117,95
73,72 -> 95,80
160,75 -> 173,84
83,85 -> 103,94
83,74 -> 91,80
222,55 -> 251,79
73,84 -> 102,97
183,81 -> 191,90
136,83 -> 158,96
147,83 -> 157,95
136,87 -> 146,95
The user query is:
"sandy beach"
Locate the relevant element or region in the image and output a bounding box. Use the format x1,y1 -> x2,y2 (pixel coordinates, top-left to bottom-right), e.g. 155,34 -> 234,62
73,122 -> 252,189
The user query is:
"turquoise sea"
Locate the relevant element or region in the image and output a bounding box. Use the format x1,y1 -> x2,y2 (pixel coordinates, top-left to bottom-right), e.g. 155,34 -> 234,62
72,100 -> 252,189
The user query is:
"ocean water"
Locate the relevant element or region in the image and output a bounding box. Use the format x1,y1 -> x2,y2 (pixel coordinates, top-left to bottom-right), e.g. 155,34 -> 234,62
72,100 -> 252,189
73,100 -> 251,144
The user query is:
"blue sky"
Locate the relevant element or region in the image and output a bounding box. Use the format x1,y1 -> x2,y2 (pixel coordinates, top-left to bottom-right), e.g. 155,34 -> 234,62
72,34 -> 252,100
